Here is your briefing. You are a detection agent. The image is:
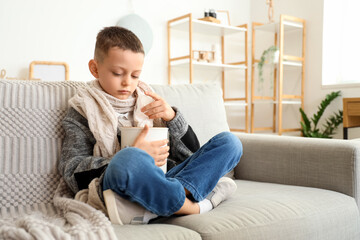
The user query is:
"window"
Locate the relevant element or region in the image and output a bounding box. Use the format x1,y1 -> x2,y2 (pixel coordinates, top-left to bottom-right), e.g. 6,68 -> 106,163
322,0 -> 360,86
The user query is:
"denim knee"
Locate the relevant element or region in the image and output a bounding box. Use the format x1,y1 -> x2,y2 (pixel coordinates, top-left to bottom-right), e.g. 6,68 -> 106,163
102,147 -> 153,191
216,132 -> 243,164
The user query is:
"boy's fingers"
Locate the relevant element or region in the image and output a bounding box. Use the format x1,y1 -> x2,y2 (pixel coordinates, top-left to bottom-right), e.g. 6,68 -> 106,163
141,101 -> 162,113
135,125 -> 149,141
155,154 -> 169,166
159,146 -> 170,154
145,91 -> 162,101
159,154 -> 169,162
151,139 -> 168,147
143,106 -> 164,117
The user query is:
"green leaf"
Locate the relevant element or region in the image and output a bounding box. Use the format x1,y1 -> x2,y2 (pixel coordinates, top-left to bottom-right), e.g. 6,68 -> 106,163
257,45 -> 279,85
299,107 -> 311,129
312,91 -> 341,129
322,110 -> 343,138
300,122 -> 310,137
298,91 -> 342,139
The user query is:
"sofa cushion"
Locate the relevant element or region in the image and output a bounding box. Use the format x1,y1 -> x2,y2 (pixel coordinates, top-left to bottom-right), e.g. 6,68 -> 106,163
151,84 -> 230,146
112,224 -> 201,240
234,132 -> 360,213
156,180 -> 360,240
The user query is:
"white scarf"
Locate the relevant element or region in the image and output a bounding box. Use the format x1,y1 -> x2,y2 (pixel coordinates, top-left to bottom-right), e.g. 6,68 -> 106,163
68,79 -> 154,158
101,85 -> 136,127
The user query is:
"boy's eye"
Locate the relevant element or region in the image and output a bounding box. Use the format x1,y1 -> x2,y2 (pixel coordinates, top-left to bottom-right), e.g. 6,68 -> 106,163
112,72 -> 123,76
132,75 -> 139,79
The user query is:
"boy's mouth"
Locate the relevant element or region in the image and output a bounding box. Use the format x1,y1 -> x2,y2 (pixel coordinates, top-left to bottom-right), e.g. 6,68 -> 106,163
117,90 -> 130,94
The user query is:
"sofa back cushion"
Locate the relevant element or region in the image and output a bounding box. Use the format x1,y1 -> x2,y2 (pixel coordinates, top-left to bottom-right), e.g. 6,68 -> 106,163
0,80 -> 229,217
151,84 -> 229,146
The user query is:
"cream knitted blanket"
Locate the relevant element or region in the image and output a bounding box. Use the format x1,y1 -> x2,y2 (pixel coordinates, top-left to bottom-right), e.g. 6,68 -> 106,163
0,178 -> 117,240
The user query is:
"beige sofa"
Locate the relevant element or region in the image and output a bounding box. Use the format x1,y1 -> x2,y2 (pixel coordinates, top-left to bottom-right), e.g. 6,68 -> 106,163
0,79 -> 360,240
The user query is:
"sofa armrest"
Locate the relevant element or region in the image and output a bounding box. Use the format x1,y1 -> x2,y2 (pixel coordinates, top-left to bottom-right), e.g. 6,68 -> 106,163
234,133 -> 360,201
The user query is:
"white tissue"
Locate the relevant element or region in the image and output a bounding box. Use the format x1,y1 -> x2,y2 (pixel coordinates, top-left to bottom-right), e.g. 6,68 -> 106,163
134,94 -> 154,127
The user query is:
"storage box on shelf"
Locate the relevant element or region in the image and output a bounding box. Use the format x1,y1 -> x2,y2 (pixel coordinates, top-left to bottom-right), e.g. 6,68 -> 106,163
251,14 -> 306,135
167,13 -> 249,132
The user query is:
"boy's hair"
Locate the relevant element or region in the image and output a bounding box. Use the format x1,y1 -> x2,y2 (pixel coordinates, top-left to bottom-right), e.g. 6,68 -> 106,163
94,26 -> 144,62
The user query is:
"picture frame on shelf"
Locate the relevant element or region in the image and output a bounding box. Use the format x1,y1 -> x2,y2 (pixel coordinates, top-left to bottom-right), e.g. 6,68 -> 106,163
216,10 -> 230,26
29,61 -> 69,81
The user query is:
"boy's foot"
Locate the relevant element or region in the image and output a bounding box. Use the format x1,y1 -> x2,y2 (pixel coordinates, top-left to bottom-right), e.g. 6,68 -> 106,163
206,177 -> 237,208
103,189 -> 157,225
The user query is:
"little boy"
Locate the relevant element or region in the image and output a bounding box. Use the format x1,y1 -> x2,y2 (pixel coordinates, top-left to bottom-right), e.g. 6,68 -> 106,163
59,26 -> 243,225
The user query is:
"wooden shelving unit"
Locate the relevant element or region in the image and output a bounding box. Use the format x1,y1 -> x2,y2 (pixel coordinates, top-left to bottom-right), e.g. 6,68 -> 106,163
250,14 -> 306,135
167,13 -> 249,132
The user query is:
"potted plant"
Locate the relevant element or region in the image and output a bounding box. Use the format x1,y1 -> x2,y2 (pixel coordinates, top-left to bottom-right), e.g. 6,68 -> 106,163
299,91 -> 343,138
257,45 -> 279,91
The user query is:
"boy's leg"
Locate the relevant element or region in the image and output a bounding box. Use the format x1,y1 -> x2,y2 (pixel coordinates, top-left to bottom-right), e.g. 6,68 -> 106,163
102,147 -> 186,217
102,131 -> 242,220
166,131 -> 243,202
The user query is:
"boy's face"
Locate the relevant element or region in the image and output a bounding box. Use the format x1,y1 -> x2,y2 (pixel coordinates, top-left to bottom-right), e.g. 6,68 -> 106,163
89,47 -> 144,100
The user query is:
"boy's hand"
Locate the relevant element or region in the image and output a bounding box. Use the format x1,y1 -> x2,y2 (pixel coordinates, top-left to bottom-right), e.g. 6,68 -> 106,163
141,91 -> 175,122
133,125 -> 169,167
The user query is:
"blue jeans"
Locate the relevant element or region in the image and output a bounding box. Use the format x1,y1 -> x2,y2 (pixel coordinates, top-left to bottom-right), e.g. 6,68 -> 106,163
102,132 -> 242,216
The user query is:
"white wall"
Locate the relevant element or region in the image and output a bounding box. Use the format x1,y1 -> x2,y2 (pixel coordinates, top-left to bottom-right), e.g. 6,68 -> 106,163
250,0 -> 360,139
0,0 -> 250,84
1,0 -> 358,138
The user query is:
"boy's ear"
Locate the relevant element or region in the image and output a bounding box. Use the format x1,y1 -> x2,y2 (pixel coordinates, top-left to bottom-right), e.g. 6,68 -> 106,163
88,59 -> 99,78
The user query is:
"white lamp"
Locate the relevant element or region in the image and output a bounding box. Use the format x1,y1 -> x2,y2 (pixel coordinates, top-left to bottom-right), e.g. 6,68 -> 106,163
117,13 -> 153,55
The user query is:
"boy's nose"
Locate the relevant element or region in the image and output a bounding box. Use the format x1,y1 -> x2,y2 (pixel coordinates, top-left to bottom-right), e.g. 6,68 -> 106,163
121,74 -> 131,86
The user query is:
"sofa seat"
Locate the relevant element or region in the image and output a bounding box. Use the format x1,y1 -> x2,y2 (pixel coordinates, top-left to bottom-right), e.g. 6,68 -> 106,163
112,224 -> 201,240
157,180 -> 360,240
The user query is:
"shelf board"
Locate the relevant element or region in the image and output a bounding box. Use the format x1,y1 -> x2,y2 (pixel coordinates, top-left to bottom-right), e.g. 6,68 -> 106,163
254,20 -> 303,33
224,101 -> 248,107
281,100 -> 302,105
253,60 -> 302,68
253,100 -> 302,105
170,18 -> 247,36
283,60 -> 302,67
171,59 -> 247,71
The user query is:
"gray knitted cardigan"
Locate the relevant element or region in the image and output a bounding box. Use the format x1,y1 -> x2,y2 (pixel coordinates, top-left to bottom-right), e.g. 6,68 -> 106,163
58,106 -> 200,198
